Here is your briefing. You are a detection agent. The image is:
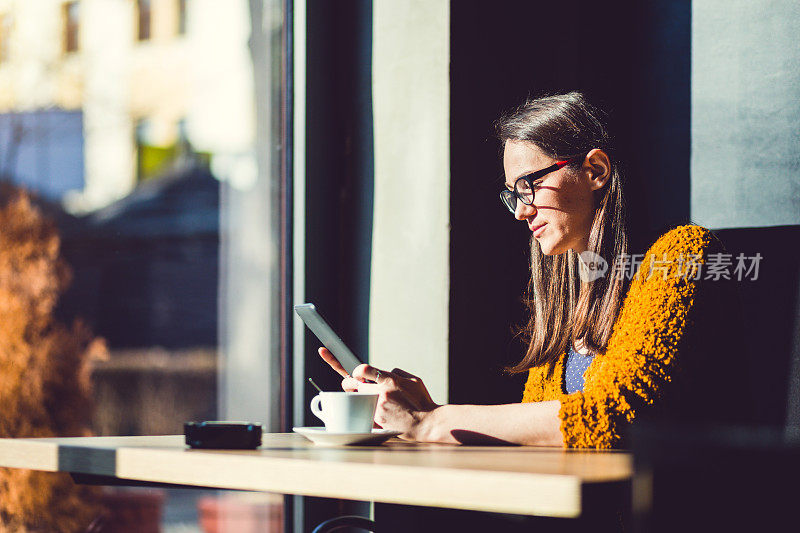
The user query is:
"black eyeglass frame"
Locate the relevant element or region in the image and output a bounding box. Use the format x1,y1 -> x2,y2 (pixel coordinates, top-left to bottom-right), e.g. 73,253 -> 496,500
499,157 -> 580,214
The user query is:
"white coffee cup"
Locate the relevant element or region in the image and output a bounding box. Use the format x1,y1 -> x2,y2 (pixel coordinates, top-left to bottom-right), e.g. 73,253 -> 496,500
310,391 -> 378,433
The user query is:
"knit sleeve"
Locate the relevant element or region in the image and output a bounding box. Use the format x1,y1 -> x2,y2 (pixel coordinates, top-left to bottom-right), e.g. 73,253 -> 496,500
558,224 -> 721,449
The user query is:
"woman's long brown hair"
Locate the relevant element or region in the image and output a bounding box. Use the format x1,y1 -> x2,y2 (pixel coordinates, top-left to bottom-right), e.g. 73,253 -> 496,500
495,92 -> 629,375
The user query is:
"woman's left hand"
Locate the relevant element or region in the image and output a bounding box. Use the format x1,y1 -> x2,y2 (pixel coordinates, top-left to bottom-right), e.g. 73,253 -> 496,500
342,362 -> 439,440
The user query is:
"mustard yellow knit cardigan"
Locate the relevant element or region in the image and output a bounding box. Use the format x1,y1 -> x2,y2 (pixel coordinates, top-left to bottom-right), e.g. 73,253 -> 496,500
521,224 -> 733,449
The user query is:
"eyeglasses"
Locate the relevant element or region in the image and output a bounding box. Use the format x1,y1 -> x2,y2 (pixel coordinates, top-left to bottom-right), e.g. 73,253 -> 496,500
499,158 -> 573,214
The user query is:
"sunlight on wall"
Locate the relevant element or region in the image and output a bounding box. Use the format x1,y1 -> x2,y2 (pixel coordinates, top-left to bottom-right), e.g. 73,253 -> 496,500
370,0 -> 450,403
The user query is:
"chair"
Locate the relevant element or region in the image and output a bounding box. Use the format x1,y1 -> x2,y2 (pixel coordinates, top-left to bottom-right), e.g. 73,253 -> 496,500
312,515 -> 377,533
631,423 -> 800,532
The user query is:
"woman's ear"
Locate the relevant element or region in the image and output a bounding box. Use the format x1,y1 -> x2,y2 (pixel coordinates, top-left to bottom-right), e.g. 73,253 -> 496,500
582,149 -> 611,191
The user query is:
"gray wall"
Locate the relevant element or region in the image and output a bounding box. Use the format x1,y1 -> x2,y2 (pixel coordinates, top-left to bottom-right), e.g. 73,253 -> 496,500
691,0 -> 800,229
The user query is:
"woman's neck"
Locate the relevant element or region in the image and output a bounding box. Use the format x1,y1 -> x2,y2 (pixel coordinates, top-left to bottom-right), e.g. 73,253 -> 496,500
574,233 -> 591,256
573,338 -> 590,356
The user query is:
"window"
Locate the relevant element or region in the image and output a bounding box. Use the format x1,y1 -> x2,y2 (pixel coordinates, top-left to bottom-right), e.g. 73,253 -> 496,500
137,0 -> 151,41
0,0 -> 289,529
63,2 -> 79,53
177,0 -> 187,35
0,14 -> 12,62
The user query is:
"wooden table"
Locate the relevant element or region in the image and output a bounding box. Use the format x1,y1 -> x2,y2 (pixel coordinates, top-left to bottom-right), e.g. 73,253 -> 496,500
0,434 -> 632,518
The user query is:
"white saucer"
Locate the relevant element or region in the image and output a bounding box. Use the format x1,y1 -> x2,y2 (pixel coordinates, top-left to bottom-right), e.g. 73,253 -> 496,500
292,426 -> 401,446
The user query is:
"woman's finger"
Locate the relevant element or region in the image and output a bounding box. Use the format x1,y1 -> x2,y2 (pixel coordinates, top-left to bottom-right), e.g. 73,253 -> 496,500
352,364 -> 392,385
351,382 -> 381,394
318,347 -> 350,378
391,368 -> 419,380
341,375 -> 381,394
341,377 -> 360,392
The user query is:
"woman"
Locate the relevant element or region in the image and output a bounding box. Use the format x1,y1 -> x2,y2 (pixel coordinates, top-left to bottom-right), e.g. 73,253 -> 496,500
319,92 -> 741,449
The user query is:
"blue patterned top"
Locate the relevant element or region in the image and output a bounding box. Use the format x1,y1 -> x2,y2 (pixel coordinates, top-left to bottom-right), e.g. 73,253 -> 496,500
564,347 -> 595,393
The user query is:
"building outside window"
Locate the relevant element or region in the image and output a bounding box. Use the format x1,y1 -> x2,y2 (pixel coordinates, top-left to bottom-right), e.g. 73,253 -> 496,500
62,2 -> 79,53
0,0 -> 287,530
177,0 -> 187,35
137,0 -> 151,41
0,13 -> 12,62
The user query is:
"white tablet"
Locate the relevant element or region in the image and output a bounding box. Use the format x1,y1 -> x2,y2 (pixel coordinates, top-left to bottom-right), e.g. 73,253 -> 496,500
294,303 -> 364,375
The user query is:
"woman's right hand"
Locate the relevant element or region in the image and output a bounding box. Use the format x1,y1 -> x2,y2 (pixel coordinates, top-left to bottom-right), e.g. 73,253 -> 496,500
317,347 -> 351,379
316,347 -> 381,428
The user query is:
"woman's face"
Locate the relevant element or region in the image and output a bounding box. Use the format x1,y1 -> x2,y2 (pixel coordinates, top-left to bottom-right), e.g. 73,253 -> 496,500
503,140 -> 606,256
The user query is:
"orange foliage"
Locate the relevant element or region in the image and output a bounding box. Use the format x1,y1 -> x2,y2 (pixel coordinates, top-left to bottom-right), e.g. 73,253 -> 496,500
0,186 -> 107,532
